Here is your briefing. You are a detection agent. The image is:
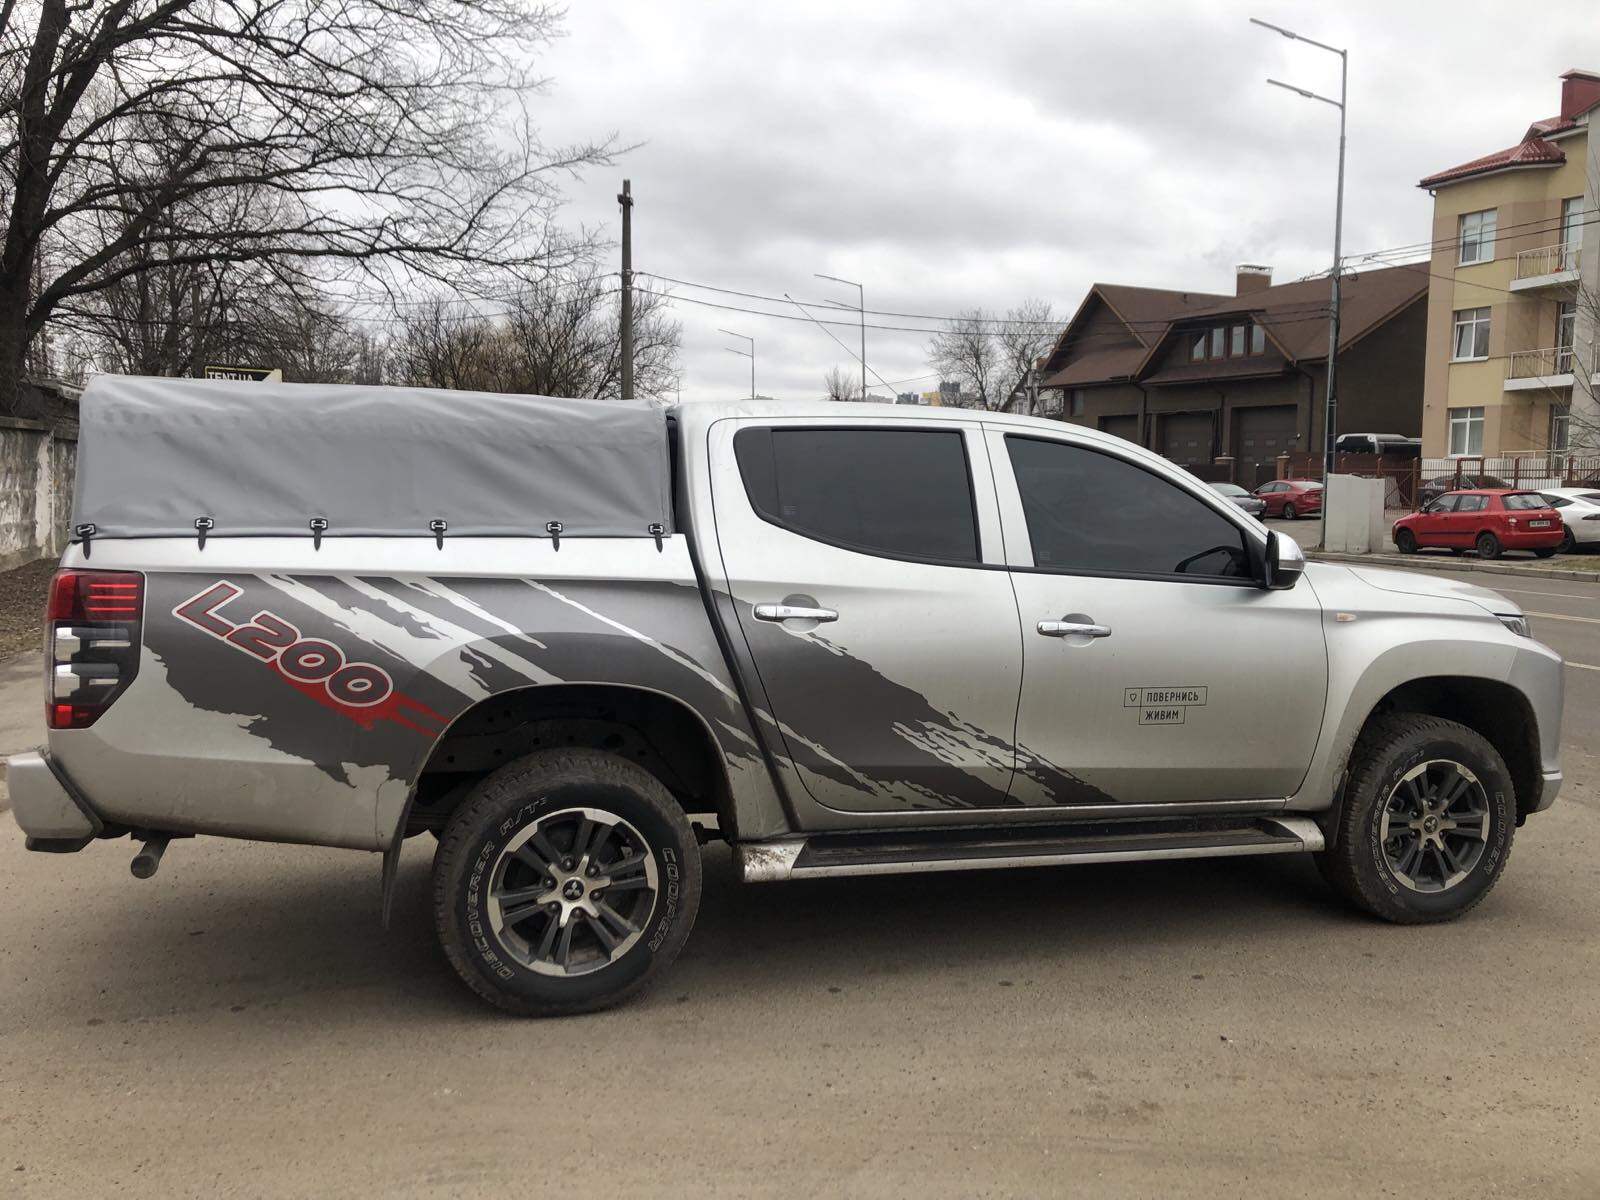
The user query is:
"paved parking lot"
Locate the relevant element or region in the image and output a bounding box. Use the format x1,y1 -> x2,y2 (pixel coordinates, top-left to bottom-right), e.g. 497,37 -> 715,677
2,566 -> 1598,1197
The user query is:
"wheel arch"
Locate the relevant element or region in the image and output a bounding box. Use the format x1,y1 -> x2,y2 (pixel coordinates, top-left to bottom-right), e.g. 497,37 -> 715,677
1324,673 -> 1541,848
399,681 -> 739,845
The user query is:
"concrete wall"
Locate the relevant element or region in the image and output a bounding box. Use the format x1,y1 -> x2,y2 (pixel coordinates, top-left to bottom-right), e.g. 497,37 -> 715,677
0,418 -> 76,571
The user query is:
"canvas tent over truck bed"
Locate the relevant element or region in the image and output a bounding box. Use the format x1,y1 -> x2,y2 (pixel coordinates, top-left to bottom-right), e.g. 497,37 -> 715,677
71,376 -> 673,544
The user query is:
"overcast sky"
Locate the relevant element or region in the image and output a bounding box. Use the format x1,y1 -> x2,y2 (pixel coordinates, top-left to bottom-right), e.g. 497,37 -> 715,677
525,0 -> 1598,402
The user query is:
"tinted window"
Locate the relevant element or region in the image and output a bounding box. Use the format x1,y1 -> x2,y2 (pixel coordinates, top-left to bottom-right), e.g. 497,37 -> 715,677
1542,495 -> 1570,509
1502,492 -> 1545,510
1583,493 -> 1600,504
734,426 -> 979,563
1006,436 -> 1250,579
1455,494 -> 1487,513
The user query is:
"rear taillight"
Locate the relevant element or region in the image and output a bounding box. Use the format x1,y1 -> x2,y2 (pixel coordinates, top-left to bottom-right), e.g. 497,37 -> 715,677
46,570 -> 142,729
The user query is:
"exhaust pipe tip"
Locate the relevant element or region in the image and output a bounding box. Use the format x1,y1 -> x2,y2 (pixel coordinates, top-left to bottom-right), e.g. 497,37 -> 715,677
130,835 -> 170,879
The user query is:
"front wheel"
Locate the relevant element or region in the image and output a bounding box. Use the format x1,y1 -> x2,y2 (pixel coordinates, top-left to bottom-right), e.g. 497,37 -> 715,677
433,749 -> 702,1016
1476,531 -> 1502,560
1395,528 -> 1418,555
1316,713 -> 1514,924
1282,502 -> 1297,521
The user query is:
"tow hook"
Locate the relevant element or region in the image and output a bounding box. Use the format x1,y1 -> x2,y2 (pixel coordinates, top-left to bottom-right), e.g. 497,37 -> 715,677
130,834 -> 171,879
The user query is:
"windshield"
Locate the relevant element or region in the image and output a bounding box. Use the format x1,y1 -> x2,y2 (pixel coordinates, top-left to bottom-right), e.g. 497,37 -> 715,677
1502,493 -> 1547,510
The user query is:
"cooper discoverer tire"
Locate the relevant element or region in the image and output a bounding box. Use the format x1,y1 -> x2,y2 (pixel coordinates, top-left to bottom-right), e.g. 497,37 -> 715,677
1317,713 -> 1514,924
432,748 -> 702,1016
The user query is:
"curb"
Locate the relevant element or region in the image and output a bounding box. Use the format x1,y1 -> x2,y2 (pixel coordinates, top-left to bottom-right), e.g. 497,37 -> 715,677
1310,551 -> 1600,584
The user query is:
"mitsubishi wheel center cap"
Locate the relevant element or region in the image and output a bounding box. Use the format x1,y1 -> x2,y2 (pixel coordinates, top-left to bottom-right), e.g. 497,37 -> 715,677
1423,815 -> 1440,834
563,879 -> 585,900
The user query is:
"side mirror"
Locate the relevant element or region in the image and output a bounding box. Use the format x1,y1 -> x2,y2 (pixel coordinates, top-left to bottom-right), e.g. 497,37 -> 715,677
1264,530 -> 1305,591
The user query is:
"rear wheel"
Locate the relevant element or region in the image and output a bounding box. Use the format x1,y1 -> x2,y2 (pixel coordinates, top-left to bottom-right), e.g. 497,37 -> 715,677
1317,713 -> 1514,924
1476,531 -> 1502,560
433,748 -> 701,1016
1395,528 -> 1418,555
1558,528 -> 1576,554
1282,502 -> 1298,521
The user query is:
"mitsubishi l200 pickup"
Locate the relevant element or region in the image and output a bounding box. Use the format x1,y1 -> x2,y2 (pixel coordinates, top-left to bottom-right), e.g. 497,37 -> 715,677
8,377 -> 1563,1015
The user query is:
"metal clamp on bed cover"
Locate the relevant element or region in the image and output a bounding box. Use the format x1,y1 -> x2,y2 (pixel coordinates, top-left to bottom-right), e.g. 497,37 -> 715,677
546,520 -> 563,550
430,518 -> 448,549
74,523 -> 96,557
648,522 -> 666,551
194,516 -> 214,549
309,517 -> 328,550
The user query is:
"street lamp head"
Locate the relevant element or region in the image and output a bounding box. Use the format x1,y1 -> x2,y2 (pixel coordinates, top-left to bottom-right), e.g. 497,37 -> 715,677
1249,17 -> 1297,39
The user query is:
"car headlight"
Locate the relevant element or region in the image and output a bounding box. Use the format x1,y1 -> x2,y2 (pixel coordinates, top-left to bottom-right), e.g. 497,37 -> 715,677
1497,614 -> 1530,638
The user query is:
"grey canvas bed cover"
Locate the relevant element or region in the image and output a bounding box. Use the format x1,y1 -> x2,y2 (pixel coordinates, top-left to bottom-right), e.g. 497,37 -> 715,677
71,376 -> 673,540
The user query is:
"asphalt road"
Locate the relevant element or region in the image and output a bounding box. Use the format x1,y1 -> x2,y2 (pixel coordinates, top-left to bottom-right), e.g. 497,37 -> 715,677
2,567 -> 1598,1197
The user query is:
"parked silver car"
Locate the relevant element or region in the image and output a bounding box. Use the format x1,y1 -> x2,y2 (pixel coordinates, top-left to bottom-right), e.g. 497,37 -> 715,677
1208,481 -> 1267,518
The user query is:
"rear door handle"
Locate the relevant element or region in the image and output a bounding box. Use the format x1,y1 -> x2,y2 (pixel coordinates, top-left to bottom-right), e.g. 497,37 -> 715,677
1037,620 -> 1112,638
754,603 -> 838,623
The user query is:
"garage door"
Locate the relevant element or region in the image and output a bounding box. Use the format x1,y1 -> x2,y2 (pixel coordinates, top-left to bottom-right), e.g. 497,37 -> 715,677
1233,406 -> 1298,489
1098,414 -> 1140,445
1158,412 -> 1213,468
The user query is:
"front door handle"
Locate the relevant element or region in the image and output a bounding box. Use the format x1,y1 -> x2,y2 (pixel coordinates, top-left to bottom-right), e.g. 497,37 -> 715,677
1037,620 -> 1112,638
754,603 -> 839,623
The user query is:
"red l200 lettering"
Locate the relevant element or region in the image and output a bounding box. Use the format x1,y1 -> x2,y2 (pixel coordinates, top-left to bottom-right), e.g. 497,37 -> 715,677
173,581 -> 445,736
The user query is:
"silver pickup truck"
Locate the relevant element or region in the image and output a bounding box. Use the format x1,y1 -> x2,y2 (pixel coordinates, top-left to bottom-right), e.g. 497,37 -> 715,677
9,377 -> 1564,1015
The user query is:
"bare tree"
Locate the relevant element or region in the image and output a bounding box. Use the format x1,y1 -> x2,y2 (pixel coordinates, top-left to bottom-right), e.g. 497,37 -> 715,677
391,268 -> 680,400
928,310 -> 1002,410
823,365 -> 861,402
996,298 -> 1057,413
0,1 -> 616,411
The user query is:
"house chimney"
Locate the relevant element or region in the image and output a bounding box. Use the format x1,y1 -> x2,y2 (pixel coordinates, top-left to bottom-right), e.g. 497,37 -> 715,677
1236,264 -> 1273,296
1560,69 -> 1600,120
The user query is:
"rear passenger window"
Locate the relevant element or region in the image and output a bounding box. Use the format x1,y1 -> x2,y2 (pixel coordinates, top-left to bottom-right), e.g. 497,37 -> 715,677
1456,495 -> 1487,513
733,426 -> 979,564
1005,435 -> 1250,580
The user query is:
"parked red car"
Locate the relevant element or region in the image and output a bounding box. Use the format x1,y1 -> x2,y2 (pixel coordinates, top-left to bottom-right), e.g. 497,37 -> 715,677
1253,479 -> 1324,520
1393,489 -> 1564,560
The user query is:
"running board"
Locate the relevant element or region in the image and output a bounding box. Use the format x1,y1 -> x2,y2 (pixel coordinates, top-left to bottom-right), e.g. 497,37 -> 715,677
737,815 -> 1324,883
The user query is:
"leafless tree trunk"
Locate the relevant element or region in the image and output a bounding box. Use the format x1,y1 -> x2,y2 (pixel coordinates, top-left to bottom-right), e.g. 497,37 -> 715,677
823,365 -> 861,402
0,0 -> 615,411
995,298 -> 1056,413
928,310 -> 1002,410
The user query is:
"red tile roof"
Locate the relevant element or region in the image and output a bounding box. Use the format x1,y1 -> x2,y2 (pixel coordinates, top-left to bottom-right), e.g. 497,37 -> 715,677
1418,136 -> 1566,189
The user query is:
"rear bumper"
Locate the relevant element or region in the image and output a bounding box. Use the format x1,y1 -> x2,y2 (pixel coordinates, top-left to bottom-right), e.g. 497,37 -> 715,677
7,751 -> 102,850
1500,528 -> 1563,548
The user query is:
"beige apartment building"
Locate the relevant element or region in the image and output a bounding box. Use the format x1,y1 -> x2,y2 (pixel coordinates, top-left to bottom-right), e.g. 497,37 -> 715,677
1419,70 -> 1599,458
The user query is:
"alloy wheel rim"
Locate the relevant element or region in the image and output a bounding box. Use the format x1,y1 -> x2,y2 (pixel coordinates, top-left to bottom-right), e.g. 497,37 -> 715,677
486,806 -> 659,977
1379,760 -> 1490,893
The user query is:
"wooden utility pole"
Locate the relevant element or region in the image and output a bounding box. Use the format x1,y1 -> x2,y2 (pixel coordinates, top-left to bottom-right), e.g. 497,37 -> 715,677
618,179 -> 634,400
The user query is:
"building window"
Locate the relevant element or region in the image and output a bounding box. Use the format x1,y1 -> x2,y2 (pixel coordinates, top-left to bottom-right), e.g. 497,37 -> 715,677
1068,389 -> 1085,418
1250,324 -> 1265,354
1190,332 -> 1207,362
1209,327 -> 1225,358
1561,197 -> 1584,265
1557,300 -> 1576,373
1452,307 -> 1490,360
1458,209 -> 1497,265
1551,406 -> 1571,452
1447,406 -> 1485,457
1187,322 -> 1265,362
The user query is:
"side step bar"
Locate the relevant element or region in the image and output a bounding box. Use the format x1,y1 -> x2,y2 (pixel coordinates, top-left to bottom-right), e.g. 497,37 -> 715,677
737,815 -> 1324,883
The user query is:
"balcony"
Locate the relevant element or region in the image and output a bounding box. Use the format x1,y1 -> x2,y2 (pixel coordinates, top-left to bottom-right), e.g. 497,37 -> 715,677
1510,243 -> 1581,291
1504,345 -> 1585,391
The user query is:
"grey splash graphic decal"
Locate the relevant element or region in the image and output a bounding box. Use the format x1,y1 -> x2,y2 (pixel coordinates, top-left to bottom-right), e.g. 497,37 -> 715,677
148,570 -> 1112,817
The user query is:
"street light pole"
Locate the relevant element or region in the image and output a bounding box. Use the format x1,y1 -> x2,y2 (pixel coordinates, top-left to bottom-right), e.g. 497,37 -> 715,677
719,328 -> 754,399
1252,17 -> 1346,552
815,273 -> 865,400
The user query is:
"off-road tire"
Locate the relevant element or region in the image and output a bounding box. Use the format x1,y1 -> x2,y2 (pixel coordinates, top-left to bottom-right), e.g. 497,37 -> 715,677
433,749 -> 702,1016
1476,531 -> 1502,560
1395,528 -> 1418,555
1282,502 -> 1298,521
1317,713 -> 1514,924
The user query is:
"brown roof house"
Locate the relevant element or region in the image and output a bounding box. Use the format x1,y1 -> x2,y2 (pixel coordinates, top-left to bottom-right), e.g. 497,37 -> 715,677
1037,263 -> 1429,487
